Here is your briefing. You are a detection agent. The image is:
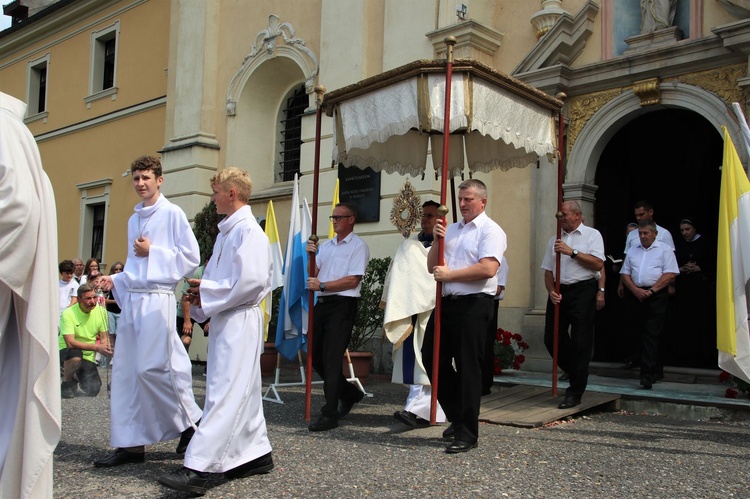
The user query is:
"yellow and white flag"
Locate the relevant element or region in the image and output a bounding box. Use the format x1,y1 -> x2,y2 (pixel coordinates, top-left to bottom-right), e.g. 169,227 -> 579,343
328,178 -> 340,239
717,127 -> 750,383
261,200 -> 284,341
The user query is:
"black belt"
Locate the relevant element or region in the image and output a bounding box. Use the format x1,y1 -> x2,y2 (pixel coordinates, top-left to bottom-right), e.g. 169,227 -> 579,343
443,293 -> 493,300
559,278 -> 596,291
317,295 -> 357,303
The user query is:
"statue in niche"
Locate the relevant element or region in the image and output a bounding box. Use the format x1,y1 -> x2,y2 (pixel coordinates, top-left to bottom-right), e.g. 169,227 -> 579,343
640,0 -> 678,33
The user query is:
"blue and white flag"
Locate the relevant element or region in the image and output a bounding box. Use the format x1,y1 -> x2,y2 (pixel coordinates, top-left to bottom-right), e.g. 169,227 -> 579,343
275,175 -> 314,361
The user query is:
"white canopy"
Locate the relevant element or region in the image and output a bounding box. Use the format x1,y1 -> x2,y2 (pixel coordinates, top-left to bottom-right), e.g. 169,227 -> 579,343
326,59 -> 562,177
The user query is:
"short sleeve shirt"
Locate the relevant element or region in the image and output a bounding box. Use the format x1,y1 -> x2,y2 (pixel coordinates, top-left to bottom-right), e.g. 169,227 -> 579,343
316,232 -> 370,298
541,223 -> 605,285
442,211 -> 506,296
620,241 -> 679,287
58,304 -> 108,363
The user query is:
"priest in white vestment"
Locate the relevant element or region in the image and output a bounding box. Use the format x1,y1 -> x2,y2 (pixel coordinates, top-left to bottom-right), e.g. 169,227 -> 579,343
158,167 -> 273,495
96,156 -> 202,467
0,91 -> 61,498
382,201 -> 445,426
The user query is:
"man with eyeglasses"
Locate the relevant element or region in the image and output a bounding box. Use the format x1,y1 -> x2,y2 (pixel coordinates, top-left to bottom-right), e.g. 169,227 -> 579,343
305,202 -> 370,431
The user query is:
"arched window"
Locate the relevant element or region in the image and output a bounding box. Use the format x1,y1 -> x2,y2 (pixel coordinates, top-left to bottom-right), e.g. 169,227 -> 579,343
277,83 -> 307,182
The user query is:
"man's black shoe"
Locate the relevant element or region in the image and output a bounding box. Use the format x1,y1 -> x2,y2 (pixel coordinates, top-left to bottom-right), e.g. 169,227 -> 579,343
176,420 -> 200,454
61,381 -> 76,399
93,448 -> 145,468
620,360 -> 640,369
394,410 -> 430,428
557,396 -> 581,409
640,378 -> 653,390
157,467 -> 209,496
559,372 -> 570,381
338,390 -> 365,419
224,451 -> 274,479
445,440 -> 477,454
442,423 -> 455,441
308,415 -> 338,432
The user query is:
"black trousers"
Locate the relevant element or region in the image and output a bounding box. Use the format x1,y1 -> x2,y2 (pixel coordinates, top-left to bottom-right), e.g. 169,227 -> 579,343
422,294 -> 494,444
481,300 -> 500,395
544,278 -> 597,399
312,297 -> 362,418
626,288 -> 670,382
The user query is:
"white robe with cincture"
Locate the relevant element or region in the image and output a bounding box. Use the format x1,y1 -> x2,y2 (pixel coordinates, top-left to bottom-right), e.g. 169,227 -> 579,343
381,238 -> 445,422
110,194 -> 202,448
0,92 -> 60,499
186,205 -> 273,472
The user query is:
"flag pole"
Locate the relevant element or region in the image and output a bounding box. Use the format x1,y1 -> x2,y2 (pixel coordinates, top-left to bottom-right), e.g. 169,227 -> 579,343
551,93 -> 567,398
430,36 -> 456,425
305,84 -> 326,422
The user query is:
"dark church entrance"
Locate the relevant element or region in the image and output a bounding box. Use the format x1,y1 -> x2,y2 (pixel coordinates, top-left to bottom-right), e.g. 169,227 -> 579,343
591,108 -> 722,370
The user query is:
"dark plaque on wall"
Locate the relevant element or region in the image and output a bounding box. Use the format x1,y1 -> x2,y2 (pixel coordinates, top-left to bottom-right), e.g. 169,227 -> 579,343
337,164 -> 381,223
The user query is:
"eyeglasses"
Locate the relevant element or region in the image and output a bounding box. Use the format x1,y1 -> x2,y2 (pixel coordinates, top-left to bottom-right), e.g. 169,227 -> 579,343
329,215 -> 352,221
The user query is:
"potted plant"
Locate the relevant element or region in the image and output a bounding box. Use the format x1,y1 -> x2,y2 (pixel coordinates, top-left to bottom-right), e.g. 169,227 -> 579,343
493,327 -> 529,374
344,256 -> 391,378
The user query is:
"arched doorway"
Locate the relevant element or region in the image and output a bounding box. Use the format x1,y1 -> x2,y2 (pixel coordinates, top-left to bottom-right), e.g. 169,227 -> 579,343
592,108 -> 722,369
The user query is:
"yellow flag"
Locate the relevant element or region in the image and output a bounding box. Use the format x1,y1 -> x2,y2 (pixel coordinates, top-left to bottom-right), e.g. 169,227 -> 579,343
261,200 -> 284,341
328,178 -> 340,239
717,127 -> 750,383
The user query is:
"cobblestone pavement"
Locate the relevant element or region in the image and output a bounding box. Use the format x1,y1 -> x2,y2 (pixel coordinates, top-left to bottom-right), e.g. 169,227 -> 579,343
54,367 -> 750,498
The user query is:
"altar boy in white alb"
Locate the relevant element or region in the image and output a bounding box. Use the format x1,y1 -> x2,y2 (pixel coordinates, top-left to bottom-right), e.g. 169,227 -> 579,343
158,167 -> 274,495
95,156 -> 202,468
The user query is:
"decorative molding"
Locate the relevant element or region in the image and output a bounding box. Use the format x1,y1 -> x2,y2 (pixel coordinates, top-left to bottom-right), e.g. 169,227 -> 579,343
671,63 -> 747,105
567,87 -> 624,154
514,0 -> 599,74
633,78 -> 661,106
426,20 -> 503,65
530,0 -> 569,39
624,26 -> 683,53
226,15 -> 318,115
562,182 -> 598,204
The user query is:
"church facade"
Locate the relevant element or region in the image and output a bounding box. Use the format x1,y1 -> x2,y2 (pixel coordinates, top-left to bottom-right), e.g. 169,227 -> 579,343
1,0 -> 747,370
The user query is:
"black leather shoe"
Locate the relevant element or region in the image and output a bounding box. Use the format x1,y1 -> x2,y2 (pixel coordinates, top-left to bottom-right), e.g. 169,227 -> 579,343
445,440 -> 477,454
157,467 -> 209,496
640,378 -> 653,390
558,396 -> 581,409
225,451 -> 274,479
308,415 -> 338,432
61,381 -> 77,399
394,411 -> 430,428
442,423 -> 455,441
93,448 -> 145,468
338,390 -> 365,419
176,419 -> 200,454
621,360 -> 640,369
559,372 -> 570,381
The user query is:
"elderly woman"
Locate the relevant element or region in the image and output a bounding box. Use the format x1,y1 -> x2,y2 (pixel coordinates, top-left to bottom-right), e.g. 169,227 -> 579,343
674,219 -> 715,368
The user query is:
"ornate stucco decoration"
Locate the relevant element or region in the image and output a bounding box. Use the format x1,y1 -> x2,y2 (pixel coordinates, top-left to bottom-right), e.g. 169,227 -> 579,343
567,88 -> 624,154
530,0 -> 569,39
226,15 -> 319,116
670,64 -> 747,108
633,78 -> 661,106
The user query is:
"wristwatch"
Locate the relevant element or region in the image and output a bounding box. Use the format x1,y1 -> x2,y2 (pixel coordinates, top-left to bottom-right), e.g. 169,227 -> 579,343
598,287 -> 605,293
319,281 -> 326,292
571,249 -> 579,259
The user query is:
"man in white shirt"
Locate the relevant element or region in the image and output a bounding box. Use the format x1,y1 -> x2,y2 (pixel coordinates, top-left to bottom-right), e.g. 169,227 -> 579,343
542,200 -> 605,409
622,200 -> 675,254
482,256 -> 509,395
306,202 -> 370,432
620,219 -> 679,389
422,179 -> 506,453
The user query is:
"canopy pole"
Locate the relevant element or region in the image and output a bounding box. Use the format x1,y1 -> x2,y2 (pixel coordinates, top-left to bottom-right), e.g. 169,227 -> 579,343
305,85 -> 326,422
552,93 -> 567,398
431,36 -> 457,425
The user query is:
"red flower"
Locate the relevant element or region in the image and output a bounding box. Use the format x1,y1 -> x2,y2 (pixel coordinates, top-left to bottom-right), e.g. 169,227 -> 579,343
719,370 -> 730,382
726,387 -> 738,398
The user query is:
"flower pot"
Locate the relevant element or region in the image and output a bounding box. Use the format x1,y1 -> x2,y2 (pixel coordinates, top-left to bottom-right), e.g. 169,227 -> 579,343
343,351 -> 372,379
261,342 -> 277,377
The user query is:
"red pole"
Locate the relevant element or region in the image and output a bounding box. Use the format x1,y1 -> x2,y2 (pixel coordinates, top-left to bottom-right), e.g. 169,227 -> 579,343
430,36 -> 456,425
305,85 -> 326,422
552,93 -> 567,398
